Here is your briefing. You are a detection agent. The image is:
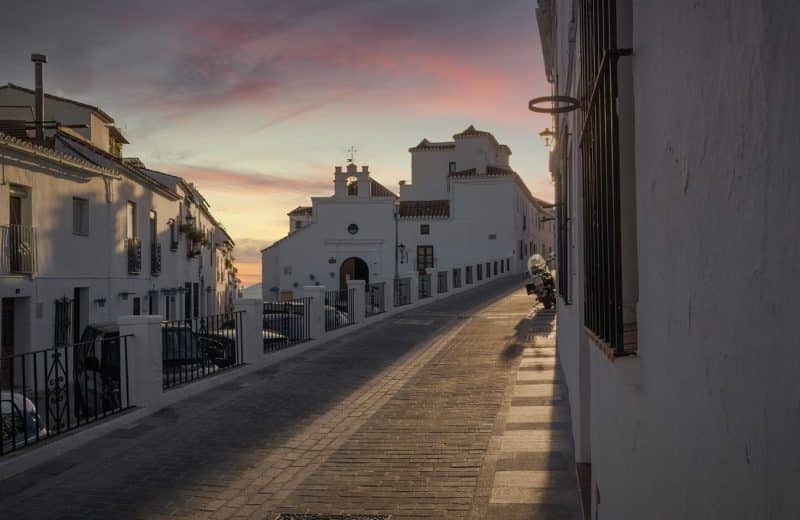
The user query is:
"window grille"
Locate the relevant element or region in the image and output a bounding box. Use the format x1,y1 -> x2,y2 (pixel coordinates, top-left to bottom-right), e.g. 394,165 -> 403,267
578,0 -> 632,355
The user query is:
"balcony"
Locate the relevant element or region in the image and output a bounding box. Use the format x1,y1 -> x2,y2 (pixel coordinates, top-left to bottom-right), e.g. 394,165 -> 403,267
127,237 -> 142,274
0,224 -> 37,275
151,242 -> 162,276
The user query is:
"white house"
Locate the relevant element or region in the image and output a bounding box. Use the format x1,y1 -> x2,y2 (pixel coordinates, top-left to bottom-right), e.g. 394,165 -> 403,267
261,126 -> 553,301
537,0 -> 799,518
0,57 -> 239,363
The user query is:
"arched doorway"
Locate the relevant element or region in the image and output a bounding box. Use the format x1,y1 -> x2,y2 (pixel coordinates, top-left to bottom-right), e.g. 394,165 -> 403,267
339,257 -> 369,292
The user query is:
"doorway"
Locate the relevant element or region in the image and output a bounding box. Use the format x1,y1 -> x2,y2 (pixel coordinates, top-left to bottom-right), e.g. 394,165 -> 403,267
339,257 -> 369,292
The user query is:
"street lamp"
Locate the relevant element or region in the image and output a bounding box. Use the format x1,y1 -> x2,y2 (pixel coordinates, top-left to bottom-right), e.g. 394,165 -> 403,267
539,128 -> 556,149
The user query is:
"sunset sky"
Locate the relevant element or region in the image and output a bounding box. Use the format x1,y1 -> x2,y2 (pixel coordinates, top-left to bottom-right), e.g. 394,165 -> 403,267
1,0 -> 552,286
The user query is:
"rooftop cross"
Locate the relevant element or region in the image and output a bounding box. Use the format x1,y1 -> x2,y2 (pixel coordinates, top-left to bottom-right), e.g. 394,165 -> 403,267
346,145 -> 358,164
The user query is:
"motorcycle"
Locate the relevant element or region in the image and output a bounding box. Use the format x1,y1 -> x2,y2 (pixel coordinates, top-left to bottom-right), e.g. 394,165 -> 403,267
526,254 -> 556,309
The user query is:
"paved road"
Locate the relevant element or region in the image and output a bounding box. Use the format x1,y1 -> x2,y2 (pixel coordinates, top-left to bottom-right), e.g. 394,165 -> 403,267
0,276 -> 579,519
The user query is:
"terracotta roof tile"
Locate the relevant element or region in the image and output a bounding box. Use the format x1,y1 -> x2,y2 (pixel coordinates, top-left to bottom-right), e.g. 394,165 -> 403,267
408,138 -> 456,152
399,199 -> 450,218
287,206 -> 312,216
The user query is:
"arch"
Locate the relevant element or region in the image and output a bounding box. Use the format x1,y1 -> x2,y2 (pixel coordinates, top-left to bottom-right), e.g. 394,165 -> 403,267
339,257 -> 369,292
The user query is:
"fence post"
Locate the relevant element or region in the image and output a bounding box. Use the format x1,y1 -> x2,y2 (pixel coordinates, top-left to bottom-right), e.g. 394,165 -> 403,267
117,315 -> 164,409
346,279 -> 366,324
302,286 -> 326,339
234,298 -> 264,364
383,279 -> 394,312
427,267 -> 438,299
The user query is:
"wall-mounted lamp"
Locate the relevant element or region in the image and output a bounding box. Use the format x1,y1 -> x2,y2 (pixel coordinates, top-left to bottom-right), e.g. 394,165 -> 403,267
538,128 -> 555,149
94,297 -> 107,307
328,257 -> 336,264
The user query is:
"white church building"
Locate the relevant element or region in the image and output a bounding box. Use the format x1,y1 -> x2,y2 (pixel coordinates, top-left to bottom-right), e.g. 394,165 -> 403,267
261,126 -> 553,301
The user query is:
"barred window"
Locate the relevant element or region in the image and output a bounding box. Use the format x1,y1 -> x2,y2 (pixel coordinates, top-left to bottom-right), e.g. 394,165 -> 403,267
578,0 -> 637,355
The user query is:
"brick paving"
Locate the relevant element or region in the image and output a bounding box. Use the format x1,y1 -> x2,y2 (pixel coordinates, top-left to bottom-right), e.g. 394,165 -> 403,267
0,277 -> 579,519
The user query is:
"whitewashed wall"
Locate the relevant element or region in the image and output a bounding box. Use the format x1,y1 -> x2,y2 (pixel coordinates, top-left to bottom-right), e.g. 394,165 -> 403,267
547,0 -> 800,518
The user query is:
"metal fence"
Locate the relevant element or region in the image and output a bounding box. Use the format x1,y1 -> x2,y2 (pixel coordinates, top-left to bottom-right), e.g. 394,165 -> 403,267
437,271 -> 448,293
1,335 -> 132,456
263,297 -> 311,352
162,311 -> 244,390
394,277 -> 411,306
324,289 -> 355,331
419,273 -> 432,299
366,283 -> 386,317
452,268 -> 462,289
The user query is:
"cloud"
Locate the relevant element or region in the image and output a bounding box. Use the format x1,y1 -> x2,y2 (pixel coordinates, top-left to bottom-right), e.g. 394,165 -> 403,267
156,163 -> 331,195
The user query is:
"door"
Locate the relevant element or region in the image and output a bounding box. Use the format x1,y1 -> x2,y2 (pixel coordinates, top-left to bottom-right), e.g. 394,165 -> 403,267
339,257 -> 369,292
1,298 -> 14,388
9,195 -> 22,273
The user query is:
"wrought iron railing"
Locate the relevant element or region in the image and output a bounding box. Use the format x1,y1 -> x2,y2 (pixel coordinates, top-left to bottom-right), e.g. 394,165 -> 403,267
452,268 -> 462,289
0,225 -> 37,275
263,298 -> 311,352
394,277 -> 411,306
162,311 -> 244,390
324,289 -> 354,331
150,242 -> 161,276
127,237 -> 142,274
0,335 -> 132,456
419,273 -> 432,299
366,282 -> 385,317
437,271 -> 448,293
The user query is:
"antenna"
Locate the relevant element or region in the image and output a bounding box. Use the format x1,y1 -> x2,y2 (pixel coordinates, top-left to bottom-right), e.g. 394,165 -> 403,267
346,145 -> 358,164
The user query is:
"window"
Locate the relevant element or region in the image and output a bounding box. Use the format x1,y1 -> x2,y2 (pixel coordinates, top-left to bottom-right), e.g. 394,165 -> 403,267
193,283 -> 199,318
72,198 -> 89,235
448,161 -> 456,173
417,245 -> 434,271
578,0 -> 637,355
465,265 -> 473,284
485,262 -> 491,278
295,220 -> 303,230
452,268 -> 461,288
493,261 -> 498,276
519,240 -> 523,260
476,264 -> 483,281
132,297 -> 141,316
184,283 -> 191,319
522,214 -> 527,230
488,234 -> 496,240
149,211 -> 157,244
420,224 -> 430,235
170,219 -> 178,251
126,201 -> 137,238
506,258 -> 510,271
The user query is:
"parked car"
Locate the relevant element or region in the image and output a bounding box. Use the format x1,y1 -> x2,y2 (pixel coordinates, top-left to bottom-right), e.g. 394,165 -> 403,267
76,323 -> 124,417
162,325 -> 221,384
263,301 -> 307,340
1,391 -> 47,452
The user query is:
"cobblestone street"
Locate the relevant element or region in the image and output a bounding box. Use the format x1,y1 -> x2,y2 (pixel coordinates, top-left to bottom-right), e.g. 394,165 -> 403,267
0,277 -> 579,519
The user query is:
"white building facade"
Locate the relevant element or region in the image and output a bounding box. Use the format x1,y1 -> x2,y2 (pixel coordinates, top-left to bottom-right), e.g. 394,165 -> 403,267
262,127 -> 553,300
537,0 -> 799,518
0,78 -> 239,361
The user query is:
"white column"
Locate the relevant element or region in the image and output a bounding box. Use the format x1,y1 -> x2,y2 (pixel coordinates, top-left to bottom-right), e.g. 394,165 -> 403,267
117,315 -> 164,410
383,279 -> 394,312
346,279 -> 366,324
302,285 -> 326,339
233,298 -> 264,364
409,273 -> 419,304
427,267 -> 438,298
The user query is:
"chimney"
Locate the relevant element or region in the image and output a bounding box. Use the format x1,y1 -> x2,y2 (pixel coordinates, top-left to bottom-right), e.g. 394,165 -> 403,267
31,53 -> 47,144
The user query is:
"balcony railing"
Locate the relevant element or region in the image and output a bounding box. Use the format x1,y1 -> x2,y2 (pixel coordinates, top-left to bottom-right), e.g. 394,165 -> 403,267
150,242 -> 161,276
127,237 -> 142,274
0,225 -> 37,275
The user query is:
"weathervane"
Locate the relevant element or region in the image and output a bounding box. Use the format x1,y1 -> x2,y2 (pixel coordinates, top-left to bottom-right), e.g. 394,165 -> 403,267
346,145 -> 358,164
